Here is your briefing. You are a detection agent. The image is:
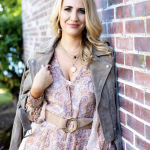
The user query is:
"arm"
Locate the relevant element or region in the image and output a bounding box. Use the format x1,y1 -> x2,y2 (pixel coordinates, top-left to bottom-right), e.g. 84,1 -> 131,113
23,63 -> 53,121
25,91 -> 44,121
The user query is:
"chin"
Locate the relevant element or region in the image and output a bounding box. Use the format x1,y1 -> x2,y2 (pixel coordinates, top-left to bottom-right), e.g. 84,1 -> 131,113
66,30 -> 83,37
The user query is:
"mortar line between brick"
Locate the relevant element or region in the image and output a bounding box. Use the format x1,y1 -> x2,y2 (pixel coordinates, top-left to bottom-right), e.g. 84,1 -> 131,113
121,135 -> 140,150
117,78 -> 150,92
119,93 -> 150,110
120,108 -> 150,128
116,63 -> 150,73
121,123 -> 150,144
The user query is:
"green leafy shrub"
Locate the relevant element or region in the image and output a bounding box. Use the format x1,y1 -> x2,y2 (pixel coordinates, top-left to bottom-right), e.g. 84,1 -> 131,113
0,0 -> 23,100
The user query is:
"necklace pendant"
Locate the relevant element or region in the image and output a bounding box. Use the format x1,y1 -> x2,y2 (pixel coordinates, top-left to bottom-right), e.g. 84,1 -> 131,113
71,66 -> 77,73
73,56 -> 77,60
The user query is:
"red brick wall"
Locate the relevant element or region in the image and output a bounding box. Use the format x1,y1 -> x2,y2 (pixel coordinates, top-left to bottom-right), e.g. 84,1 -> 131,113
22,0 -> 150,149
21,0 -> 55,61
95,0 -> 150,149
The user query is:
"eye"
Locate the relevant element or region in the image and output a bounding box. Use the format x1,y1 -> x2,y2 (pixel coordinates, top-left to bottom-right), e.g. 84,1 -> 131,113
64,8 -> 71,12
78,9 -> 85,14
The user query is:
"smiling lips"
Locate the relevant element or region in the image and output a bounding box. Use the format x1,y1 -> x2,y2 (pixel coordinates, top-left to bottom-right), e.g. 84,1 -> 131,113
68,24 -> 79,28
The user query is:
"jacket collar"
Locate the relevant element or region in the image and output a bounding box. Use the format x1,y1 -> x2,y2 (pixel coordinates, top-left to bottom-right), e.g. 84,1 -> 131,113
30,36 -> 112,109
35,36 -> 109,57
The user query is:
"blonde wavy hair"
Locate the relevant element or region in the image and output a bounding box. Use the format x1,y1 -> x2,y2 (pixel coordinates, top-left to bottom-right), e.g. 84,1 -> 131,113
50,0 -> 111,65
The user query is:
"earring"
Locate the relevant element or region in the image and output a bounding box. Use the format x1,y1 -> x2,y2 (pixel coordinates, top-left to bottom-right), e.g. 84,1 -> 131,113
58,28 -> 62,34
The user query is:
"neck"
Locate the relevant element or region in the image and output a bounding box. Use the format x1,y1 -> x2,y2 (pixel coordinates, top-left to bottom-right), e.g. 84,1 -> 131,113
60,32 -> 83,54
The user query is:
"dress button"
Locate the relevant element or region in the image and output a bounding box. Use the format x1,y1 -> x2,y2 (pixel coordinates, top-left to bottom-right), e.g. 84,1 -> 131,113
69,85 -> 74,90
31,59 -> 35,63
106,65 -> 110,68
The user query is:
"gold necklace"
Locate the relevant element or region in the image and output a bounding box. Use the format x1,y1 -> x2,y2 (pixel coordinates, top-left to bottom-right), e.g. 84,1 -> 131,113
59,42 -> 80,60
59,41 -> 82,73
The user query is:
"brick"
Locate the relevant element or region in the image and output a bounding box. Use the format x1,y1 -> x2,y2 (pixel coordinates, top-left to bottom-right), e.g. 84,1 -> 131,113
117,67 -> 133,82
133,54 -> 145,68
102,24 -> 107,34
102,9 -> 114,21
124,0 -> 137,2
146,125 -> 150,140
126,143 -> 136,150
127,114 -> 144,135
125,85 -> 144,104
134,1 -> 150,17
116,5 -> 132,19
95,0 -> 107,9
135,37 -> 150,51
108,0 -> 123,6
108,22 -> 123,34
100,0 -> 107,9
125,53 -> 133,66
122,139 -> 125,150
135,71 -> 150,88
134,2 -> 144,17
115,52 -> 124,64
116,7 -> 122,19
118,82 -> 124,94
145,1 -> 150,15
120,110 -> 126,125
116,37 -> 133,50
135,104 -> 150,123
119,96 -> 133,114
147,19 -> 150,34
146,56 -> 150,70
125,20 -> 144,33
98,11 -> 102,21
125,53 -> 145,68
95,0 -> 102,9
121,125 -> 133,144
135,135 -> 150,150
145,92 -> 150,106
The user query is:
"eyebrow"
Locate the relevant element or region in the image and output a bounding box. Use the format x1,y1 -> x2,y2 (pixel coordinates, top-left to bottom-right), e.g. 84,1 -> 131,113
64,6 -> 85,9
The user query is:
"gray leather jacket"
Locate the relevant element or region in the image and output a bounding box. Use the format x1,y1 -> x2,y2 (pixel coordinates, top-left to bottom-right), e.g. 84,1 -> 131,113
9,37 -> 122,150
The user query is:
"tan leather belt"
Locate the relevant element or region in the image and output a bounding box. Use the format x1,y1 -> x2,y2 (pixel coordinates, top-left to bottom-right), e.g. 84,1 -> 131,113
45,110 -> 93,133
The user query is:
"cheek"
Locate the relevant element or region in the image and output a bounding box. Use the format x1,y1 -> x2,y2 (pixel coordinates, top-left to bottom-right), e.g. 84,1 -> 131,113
80,16 -> 86,26
60,11 -> 69,23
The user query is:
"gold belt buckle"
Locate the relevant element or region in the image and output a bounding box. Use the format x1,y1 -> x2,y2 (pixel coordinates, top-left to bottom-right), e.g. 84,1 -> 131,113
62,118 -> 79,133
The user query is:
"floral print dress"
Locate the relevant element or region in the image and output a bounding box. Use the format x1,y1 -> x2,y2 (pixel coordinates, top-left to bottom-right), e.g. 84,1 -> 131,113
19,53 -> 116,150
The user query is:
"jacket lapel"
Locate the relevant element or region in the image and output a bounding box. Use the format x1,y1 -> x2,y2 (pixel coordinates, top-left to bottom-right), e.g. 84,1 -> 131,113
28,37 -> 59,82
90,58 -> 112,109
35,37 -> 59,66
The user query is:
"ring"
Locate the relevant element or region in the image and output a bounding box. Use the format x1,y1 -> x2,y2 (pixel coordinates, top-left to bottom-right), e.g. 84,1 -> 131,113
46,65 -> 51,70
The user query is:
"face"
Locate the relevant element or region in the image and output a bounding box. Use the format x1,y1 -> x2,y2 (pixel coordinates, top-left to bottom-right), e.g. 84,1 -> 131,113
59,0 -> 86,37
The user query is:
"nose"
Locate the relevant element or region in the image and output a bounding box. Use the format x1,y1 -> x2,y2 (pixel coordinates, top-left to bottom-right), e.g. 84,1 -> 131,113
70,10 -> 79,22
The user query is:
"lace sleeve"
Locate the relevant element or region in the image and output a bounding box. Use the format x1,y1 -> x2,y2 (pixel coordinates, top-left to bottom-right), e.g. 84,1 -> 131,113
25,91 -> 44,121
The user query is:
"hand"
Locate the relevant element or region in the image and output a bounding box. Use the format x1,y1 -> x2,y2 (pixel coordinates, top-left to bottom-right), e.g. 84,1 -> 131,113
30,64 -> 53,98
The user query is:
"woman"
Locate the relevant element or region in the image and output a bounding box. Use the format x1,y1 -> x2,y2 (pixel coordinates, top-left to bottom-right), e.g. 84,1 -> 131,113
10,0 -> 122,149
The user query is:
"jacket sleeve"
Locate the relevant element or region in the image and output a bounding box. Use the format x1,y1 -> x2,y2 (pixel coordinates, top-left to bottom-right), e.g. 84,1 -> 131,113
10,62 -> 30,150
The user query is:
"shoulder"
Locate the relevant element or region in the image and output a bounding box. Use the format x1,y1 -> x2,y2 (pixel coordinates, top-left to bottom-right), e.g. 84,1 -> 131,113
92,43 -> 115,65
27,37 -> 58,60
34,36 -> 58,54
26,36 -> 59,68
